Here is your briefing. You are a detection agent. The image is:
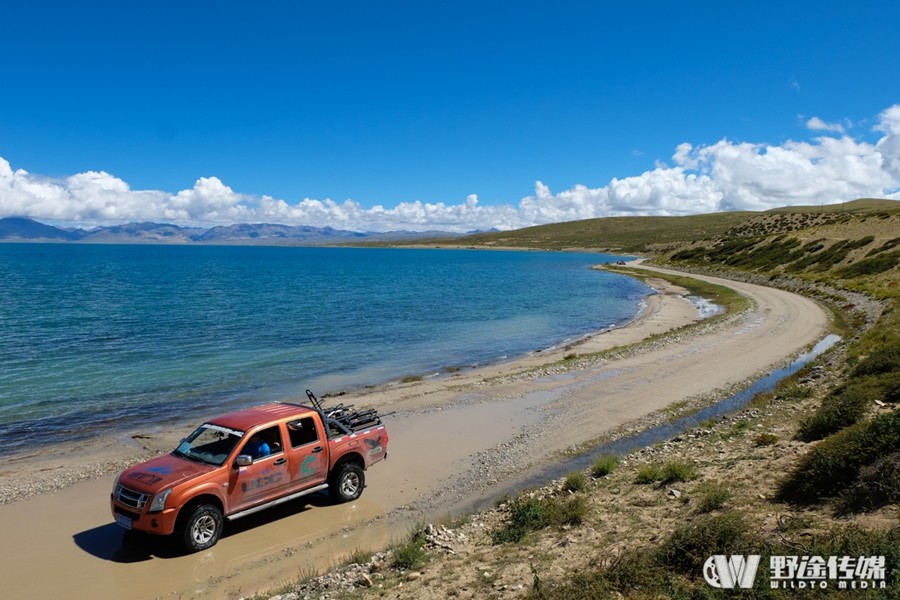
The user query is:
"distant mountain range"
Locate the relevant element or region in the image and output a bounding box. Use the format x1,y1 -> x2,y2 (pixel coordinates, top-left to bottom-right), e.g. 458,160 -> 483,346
0,217 -> 469,245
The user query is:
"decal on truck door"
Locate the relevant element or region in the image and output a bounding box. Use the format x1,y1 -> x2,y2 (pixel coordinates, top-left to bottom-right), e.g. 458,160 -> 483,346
241,469 -> 285,493
231,425 -> 290,510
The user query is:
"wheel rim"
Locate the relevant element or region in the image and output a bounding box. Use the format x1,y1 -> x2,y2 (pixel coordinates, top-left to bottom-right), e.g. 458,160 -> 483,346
340,472 -> 360,497
191,514 -> 217,545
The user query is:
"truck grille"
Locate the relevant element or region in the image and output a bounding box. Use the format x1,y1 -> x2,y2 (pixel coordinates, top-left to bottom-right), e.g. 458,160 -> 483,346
115,484 -> 149,510
113,505 -> 141,521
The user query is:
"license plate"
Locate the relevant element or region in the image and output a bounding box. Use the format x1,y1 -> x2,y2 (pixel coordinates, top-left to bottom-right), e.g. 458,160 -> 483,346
115,513 -> 133,530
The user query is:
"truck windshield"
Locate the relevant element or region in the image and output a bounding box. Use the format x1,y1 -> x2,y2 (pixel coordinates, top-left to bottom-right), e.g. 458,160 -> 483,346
174,424 -> 244,466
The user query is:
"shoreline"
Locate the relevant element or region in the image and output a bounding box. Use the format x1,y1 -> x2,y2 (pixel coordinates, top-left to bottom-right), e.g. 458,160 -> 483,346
0,265 -> 683,505
2,254 -> 649,456
0,264 -> 831,600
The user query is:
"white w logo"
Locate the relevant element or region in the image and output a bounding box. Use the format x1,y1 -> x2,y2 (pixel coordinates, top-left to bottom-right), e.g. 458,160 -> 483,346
703,555 -> 761,589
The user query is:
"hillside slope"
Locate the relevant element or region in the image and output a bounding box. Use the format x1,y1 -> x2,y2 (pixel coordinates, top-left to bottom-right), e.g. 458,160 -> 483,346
255,200 -> 900,600
403,198 -> 900,254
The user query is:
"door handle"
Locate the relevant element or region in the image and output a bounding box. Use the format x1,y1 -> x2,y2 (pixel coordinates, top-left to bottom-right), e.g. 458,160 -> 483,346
274,458 -> 287,466
311,446 -> 323,454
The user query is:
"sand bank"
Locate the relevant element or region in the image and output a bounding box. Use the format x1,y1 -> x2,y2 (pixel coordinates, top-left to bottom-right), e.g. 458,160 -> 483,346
0,264 -> 829,600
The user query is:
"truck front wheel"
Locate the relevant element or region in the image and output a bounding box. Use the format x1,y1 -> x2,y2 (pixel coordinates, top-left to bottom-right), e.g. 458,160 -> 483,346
180,504 -> 223,553
330,462 -> 365,502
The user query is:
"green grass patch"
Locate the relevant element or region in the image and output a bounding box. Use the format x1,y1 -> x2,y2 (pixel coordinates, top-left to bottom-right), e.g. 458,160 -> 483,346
731,420 -> 750,434
658,461 -> 698,484
527,550 -> 664,599
867,237 -> 900,256
491,494 -> 588,544
391,525 -> 430,570
753,432 -> 779,447
609,266 -> 749,316
343,546 -> 374,566
797,346 -> 900,441
777,410 -> 900,504
635,460 -> 698,485
838,249 -> 900,278
655,511 -> 755,574
837,450 -> 900,513
669,233 -> 882,275
852,338 -> 900,377
849,308 -> 900,367
884,372 -> 900,403
692,481 -> 733,513
795,381 -> 873,441
590,454 -> 619,478
777,381 -> 814,401
563,471 -> 588,493
634,464 -> 663,484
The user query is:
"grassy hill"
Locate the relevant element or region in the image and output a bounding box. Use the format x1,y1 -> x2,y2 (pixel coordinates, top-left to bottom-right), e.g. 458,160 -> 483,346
404,198 -> 900,254
448,212 -> 756,252
263,199 -> 900,600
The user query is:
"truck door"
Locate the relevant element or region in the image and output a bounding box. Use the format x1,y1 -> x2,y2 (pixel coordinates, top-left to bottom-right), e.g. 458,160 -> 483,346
286,416 -> 328,490
228,425 -> 291,512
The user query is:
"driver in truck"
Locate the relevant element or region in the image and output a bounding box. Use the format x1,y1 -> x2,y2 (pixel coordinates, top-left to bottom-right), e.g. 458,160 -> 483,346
244,433 -> 270,459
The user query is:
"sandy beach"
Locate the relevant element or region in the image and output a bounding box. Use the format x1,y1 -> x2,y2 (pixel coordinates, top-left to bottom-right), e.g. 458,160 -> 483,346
0,263 -> 829,600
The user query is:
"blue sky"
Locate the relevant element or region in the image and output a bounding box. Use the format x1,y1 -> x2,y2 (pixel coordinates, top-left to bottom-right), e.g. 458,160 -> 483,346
1,1 -> 899,231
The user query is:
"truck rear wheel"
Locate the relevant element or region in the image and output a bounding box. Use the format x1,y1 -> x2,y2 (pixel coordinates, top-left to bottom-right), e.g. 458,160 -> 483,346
330,462 -> 365,502
180,503 -> 223,553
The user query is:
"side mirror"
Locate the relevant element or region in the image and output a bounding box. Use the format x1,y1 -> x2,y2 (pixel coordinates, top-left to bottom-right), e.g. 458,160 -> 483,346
235,455 -> 253,468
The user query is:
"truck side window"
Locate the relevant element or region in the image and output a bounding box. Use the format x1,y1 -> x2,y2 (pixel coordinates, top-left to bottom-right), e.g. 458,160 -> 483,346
288,417 -> 319,448
244,425 -> 283,459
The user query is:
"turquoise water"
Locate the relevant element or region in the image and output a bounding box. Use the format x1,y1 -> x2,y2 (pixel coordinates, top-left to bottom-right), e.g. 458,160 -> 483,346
0,244 -> 650,449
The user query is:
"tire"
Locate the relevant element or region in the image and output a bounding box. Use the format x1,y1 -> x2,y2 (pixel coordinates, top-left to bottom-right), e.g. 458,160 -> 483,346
329,462 -> 365,503
180,504 -> 224,553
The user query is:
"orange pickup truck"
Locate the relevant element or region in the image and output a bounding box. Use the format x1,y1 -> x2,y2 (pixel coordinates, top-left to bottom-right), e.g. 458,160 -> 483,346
110,391 -> 389,552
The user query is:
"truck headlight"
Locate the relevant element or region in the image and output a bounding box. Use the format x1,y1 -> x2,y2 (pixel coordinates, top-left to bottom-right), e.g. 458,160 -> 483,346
148,487 -> 173,512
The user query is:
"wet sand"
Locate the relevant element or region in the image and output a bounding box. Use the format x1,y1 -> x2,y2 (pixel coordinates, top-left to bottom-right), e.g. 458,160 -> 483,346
0,263 -> 830,600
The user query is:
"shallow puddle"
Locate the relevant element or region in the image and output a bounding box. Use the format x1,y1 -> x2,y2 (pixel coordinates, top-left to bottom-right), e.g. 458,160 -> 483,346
0,393 -> 555,599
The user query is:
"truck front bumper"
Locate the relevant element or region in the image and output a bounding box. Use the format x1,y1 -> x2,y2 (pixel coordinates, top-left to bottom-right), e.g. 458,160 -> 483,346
111,495 -> 178,535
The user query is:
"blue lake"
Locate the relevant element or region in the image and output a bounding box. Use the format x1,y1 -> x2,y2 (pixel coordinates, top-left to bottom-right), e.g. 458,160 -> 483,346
0,244 -> 650,449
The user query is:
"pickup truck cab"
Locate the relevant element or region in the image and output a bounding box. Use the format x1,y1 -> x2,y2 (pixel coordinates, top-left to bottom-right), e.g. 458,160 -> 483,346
111,393 -> 388,552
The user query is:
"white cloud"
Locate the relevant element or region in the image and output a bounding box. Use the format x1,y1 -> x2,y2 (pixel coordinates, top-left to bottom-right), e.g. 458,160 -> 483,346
2,104 -> 899,232
806,116 -> 846,133
875,104 -> 900,181
518,106 -> 899,220
168,177 -> 252,222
